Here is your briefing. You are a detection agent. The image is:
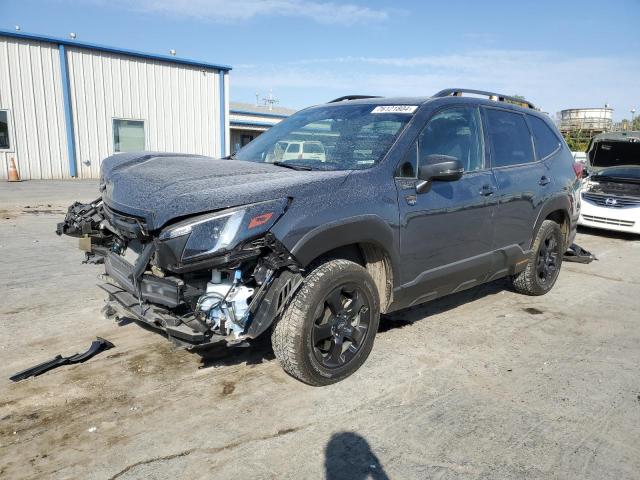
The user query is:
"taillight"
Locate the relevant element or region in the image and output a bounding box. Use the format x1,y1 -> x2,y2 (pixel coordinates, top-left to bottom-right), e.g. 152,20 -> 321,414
572,162 -> 584,178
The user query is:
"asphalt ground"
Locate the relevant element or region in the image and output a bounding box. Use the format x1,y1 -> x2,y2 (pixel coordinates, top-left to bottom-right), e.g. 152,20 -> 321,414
1,180 -> 639,479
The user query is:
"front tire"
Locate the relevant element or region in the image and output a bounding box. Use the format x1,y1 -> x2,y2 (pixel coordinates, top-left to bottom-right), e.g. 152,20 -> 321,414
272,259 -> 380,386
511,219 -> 564,296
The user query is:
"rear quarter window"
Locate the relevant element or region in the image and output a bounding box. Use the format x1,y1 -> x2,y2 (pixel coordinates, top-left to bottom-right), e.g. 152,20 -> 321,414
528,115 -> 561,160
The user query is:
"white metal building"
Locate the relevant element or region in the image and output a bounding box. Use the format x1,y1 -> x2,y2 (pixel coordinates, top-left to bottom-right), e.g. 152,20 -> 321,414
0,30 -> 231,180
229,102 -> 296,153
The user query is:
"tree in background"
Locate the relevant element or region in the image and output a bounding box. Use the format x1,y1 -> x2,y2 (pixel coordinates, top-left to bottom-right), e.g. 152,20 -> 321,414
563,133 -> 591,152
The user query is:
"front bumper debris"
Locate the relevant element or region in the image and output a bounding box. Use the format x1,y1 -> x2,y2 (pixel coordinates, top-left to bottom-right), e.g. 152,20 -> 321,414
99,283 -> 223,345
564,243 -> 597,264
10,337 -> 115,382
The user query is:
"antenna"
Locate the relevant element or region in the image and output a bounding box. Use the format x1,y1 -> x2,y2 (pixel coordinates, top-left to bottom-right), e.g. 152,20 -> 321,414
169,49 -> 177,56
263,89 -> 279,111
69,32 -> 77,39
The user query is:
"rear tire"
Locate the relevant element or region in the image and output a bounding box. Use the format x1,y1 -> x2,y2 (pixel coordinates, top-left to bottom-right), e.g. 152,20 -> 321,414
511,219 -> 564,296
271,259 -> 380,386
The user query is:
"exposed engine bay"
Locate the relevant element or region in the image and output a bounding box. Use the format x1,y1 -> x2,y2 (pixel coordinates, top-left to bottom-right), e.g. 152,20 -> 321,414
583,176 -> 640,197
57,198 -> 303,347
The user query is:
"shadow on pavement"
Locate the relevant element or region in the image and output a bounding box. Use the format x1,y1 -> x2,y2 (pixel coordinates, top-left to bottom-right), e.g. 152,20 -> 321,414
192,334 -> 275,369
379,277 -> 509,331
325,431 -> 390,480
116,277 -> 510,368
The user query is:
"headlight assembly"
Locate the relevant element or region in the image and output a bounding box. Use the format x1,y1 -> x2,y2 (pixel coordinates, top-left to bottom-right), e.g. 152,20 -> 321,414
159,199 -> 287,263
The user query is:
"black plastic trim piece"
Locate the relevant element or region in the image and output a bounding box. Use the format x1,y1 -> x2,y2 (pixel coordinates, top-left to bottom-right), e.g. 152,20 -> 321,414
245,269 -> 303,338
10,338 -> 115,382
105,253 -> 182,308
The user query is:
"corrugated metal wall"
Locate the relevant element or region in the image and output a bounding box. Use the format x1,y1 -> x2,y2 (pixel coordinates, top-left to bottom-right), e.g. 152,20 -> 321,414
0,37 -> 69,180
66,47 -> 223,179
0,35 -> 226,180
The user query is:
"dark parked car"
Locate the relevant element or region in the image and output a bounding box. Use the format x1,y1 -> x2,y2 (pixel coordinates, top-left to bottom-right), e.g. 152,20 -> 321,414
58,88 -> 580,385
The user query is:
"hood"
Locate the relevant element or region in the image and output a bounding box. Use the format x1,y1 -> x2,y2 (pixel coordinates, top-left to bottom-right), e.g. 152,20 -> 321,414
587,136 -> 640,170
101,152 -> 349,230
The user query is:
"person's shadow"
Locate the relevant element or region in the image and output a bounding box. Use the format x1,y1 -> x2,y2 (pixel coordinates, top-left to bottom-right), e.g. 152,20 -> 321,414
325,432 -> 390,480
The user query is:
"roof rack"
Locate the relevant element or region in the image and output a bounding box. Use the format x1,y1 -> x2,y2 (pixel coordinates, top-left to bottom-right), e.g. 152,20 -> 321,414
432,88 -> 537,110
328,95 -> 382,103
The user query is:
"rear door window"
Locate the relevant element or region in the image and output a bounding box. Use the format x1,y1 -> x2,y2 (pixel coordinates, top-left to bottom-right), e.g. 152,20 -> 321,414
484,109 -> 534,167
286,143 -> 300,153
528,115 -> 561,160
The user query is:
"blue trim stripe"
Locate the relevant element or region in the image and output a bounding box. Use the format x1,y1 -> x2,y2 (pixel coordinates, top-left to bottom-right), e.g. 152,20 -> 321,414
58,45 -> 77,178
230,120 -> 279,128
219,72 -> 226,157
1,29 -> 232,71
229,109 -> 290,119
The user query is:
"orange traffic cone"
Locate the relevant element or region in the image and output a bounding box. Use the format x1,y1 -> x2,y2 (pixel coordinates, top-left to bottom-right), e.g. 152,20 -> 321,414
7,157 -> 20,182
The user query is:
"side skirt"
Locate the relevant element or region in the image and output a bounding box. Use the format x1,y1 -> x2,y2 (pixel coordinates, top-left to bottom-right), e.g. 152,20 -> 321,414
388,245 -> 529,312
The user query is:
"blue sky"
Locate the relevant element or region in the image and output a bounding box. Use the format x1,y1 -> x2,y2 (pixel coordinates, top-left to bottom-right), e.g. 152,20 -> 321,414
2,0 -> 639,120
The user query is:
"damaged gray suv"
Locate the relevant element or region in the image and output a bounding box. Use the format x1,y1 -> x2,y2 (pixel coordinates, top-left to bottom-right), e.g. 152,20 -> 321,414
58,89 -> 580,385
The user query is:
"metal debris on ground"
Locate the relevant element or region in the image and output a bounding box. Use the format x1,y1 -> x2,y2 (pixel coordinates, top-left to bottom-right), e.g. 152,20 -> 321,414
9,337 -> 115,382
564,243 -> 597,264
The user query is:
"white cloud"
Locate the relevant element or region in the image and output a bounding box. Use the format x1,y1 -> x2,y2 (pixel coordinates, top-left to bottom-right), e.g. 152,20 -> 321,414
122,0 -> 388,25
233,50 -> 640,120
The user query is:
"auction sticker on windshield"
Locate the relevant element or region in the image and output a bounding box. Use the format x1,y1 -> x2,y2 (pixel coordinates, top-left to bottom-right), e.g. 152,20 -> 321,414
371,105 -> 418,114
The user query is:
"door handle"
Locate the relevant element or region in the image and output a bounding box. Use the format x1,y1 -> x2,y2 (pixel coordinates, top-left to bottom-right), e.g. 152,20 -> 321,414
539,176 -> 551,186
479,184 -> 495,196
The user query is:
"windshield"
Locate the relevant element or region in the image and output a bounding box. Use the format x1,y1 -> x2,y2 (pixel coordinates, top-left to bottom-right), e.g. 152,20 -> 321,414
233,104 -> 414,170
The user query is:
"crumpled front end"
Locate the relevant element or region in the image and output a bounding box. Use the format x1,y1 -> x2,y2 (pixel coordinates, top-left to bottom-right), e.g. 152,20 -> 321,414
57,197 -> 303,347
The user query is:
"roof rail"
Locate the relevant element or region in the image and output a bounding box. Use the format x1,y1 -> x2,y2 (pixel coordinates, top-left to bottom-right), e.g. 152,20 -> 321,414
432,88 -> 537,110
328,95 -> 382,103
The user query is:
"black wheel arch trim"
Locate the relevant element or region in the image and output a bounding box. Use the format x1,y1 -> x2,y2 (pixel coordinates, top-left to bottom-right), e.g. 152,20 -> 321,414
531,194 -> 572,249
287,214 -> 400,281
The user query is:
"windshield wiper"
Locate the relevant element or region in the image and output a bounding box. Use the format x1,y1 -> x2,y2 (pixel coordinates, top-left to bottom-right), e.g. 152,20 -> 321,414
272,161 -> 313,171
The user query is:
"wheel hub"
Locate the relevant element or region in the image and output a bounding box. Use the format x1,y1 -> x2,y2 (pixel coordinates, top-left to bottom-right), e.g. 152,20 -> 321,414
536,232 -> 560,285
312,284 -> 371,369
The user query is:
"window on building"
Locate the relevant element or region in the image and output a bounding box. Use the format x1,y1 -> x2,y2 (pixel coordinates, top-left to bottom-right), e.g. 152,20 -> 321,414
113,119 -> 145,153
240,134 -> 254,147
0,110 -> 10,150
484,109 -> 534,167
528,115 -> 561,160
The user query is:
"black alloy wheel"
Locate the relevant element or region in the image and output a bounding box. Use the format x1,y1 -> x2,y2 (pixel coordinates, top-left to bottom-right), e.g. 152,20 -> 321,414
311,284 -> 371,369
511,219 -> 564,296
271,259 -> 380,386
535,231 -> 560,287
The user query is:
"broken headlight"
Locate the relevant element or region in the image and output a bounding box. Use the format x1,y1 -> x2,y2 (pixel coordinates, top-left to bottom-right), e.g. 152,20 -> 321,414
159,199 -> 287,263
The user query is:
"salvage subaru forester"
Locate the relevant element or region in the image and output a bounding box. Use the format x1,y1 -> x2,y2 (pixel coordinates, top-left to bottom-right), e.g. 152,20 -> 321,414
58,89 -> 580,385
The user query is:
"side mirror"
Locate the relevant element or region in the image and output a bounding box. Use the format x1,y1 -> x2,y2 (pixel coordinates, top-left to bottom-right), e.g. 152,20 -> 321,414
416,155 -> 464,193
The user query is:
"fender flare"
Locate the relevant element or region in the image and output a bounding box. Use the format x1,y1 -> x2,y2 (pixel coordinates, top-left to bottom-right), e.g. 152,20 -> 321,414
289,214 -> 399,278
531,194 -> 571,248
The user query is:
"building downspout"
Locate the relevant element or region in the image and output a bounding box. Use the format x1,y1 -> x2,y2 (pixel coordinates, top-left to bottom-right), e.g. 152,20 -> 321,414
219,70 -> 227,158
58,44 -> 77,178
